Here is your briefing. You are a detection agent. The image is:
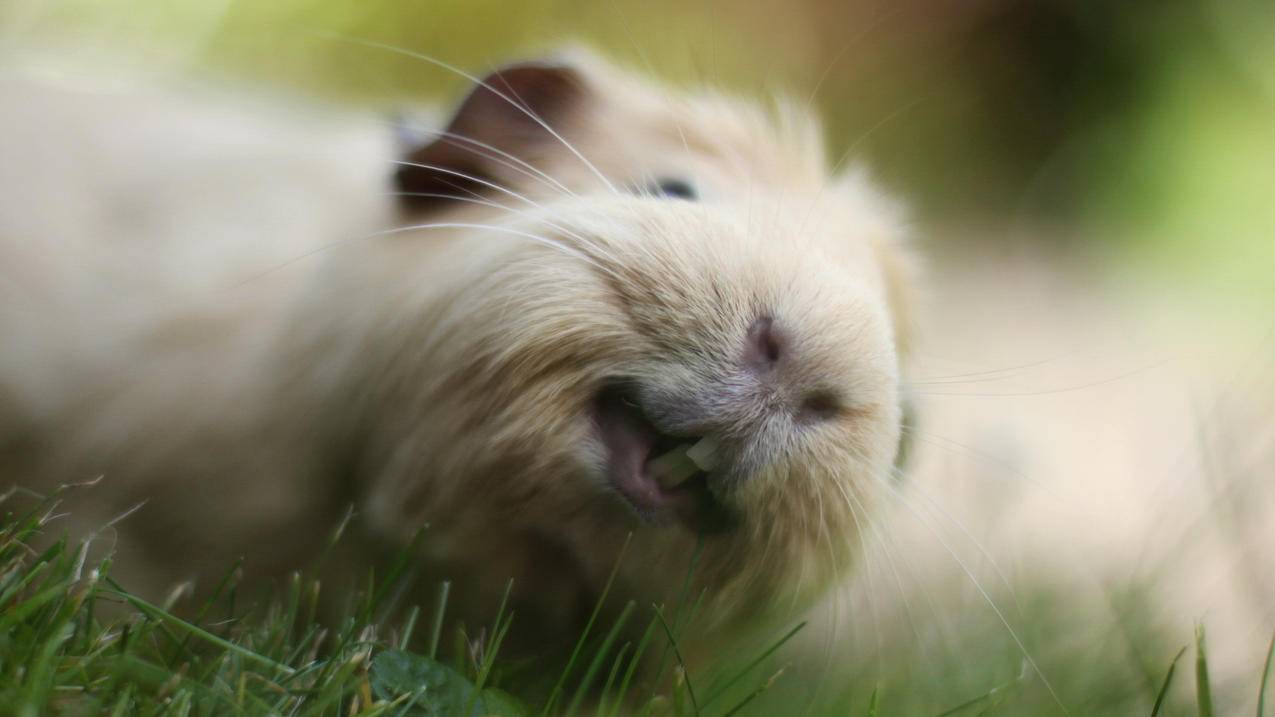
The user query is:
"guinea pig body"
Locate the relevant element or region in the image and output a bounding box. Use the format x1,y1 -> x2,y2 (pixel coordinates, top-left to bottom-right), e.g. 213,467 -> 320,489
0,52 -> 916,648
0,71 -> 398,598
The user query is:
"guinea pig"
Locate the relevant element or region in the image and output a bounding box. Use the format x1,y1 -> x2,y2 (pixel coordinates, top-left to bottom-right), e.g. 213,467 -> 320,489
0,49 -> 917,655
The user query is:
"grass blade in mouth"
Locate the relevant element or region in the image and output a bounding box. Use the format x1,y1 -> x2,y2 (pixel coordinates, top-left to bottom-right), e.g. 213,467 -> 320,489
685,436 -> 719,472
649,443 -> 700,489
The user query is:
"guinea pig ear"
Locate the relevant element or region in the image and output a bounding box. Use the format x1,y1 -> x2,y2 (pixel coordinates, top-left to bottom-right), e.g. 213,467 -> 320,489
395,61 -> 587,211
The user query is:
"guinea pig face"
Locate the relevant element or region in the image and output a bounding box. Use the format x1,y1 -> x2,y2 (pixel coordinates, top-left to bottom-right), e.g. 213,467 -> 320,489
389,52 -> 915,628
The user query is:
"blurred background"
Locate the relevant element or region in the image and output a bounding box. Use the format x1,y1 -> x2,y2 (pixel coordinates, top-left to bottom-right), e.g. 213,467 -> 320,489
3,1 -> 1272,713
2,0 -> 1273,302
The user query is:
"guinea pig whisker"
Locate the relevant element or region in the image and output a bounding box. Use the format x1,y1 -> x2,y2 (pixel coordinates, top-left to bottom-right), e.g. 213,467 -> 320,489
387,191 -> 509,206
601,2 -> 697,163
899,426 -> 1046,493
855,501 -> 896,667
814,476 -> 875,660
859,466 -> 1068,712
387,189 -> 596,246
389,159 -> 627,275
910,355 -> 1063,383
831,477 -> 927,655
376,222 -> 610,275
387,160 -> 605,246
390,159 -> 541,206
335,36 -> 620,196
910,359 -> 1168,398
884,463 -> 1022,612
387,116 -> 579,202
239,220 -> 608,288
803,5 -> 905,111
426,129 -> 578,199
801,476 -> 851,684
385,186 -> 621,276
828,96 -> 929,179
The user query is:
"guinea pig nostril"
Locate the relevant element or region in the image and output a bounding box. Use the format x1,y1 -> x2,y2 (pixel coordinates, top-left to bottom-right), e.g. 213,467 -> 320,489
744,316 -> 783,371
800,391 -> 842,422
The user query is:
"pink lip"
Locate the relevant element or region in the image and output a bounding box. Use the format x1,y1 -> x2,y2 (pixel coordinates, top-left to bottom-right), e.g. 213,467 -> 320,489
591,387 -> 704,522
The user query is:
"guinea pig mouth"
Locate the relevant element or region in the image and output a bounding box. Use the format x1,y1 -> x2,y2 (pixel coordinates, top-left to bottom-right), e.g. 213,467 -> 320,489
592,384 -> 731,532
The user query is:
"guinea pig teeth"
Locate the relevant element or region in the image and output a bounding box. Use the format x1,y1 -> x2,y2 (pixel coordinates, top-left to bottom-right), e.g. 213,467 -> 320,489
649,444 -> 699,489
685,436 -> 719,472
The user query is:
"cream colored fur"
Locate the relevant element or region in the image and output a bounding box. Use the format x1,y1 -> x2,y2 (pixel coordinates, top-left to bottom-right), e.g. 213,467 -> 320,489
0,53 -> 917,651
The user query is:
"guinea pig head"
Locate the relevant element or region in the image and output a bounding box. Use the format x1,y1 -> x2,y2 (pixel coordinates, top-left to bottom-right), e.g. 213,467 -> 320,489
365,51 -> 918,634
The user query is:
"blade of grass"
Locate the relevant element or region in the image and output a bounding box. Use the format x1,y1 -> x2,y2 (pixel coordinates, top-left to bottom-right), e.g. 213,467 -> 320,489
652,605 -> 699,717
648,535 -> 705,698
482,578 -> 515,668
370,527 -> 427,613
0,554 -> 57,609
0,580 -> 72,632
101,580 -> 295,676
565,600 -> 636,717
107,684 -> 134,717
391,687 -> 429,717
428,581 -> 451,660
597,640 -> 632,716
1195,624 -> 1214,717
699,620 -> 806,710
933,663 -> 1027,717
169,557 -> 243,664
540,533 -> 632,716
465,606 -> 516,717
398,604 -> 421,650
608,613 -> 659,717
721,666 -> 786,717
17,619 -> 74,716
1258,629 -> 1274,717
1151,646 -> 1187,717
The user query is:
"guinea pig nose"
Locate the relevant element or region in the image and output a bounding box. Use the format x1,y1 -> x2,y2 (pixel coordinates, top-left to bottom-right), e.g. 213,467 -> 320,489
743,316 -> 783,373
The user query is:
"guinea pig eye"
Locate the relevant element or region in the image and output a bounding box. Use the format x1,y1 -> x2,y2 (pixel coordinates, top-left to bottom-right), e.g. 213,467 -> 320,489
648,177 -> 697,201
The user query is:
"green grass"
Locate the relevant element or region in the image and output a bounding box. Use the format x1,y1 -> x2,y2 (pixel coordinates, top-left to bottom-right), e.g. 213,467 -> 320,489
2,485 -> 1272,716
0,486 -> 787,716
